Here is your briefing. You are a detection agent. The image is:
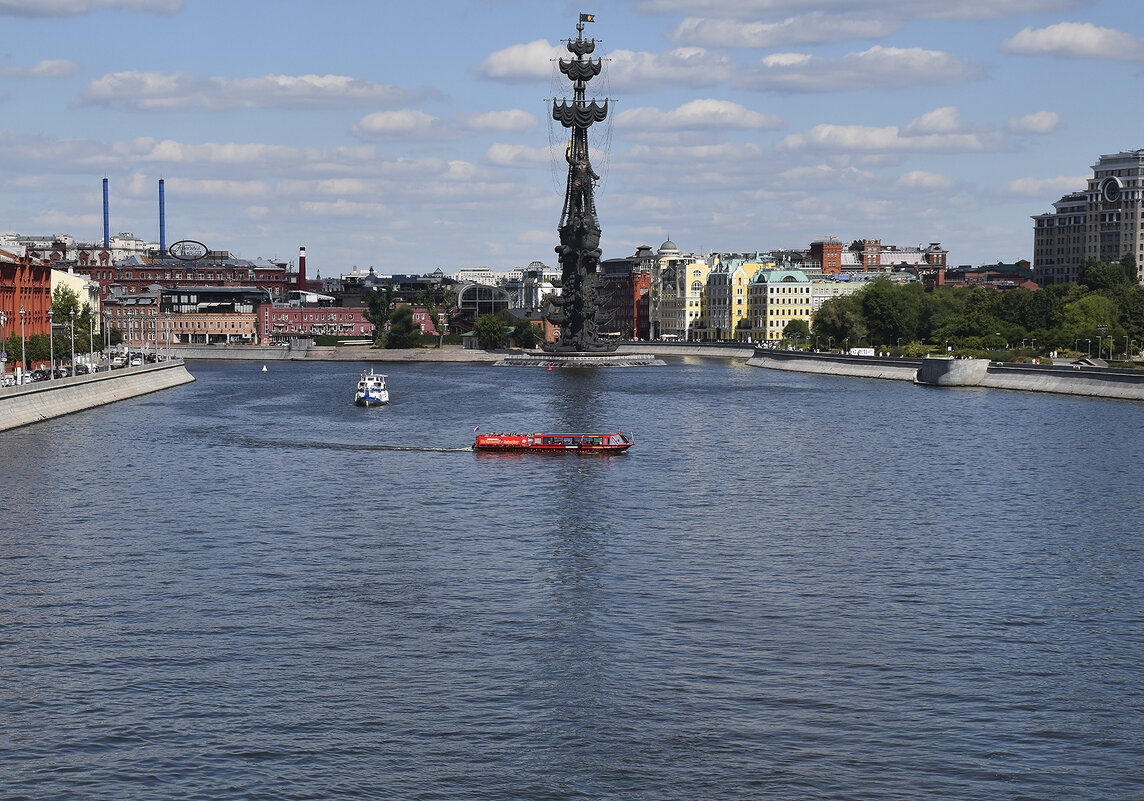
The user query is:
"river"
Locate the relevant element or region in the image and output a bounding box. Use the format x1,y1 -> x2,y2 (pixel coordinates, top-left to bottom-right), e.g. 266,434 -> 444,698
2,357 -> 1141,800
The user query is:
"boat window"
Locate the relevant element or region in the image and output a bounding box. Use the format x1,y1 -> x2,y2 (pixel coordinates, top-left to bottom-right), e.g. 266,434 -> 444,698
564,437 -> 580,445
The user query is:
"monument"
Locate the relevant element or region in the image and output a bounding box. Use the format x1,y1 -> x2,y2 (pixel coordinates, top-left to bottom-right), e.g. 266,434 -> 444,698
500,13 -> 661,367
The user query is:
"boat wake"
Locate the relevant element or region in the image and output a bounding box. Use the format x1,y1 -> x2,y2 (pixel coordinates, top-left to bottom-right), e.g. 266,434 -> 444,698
231,436 -> 471,453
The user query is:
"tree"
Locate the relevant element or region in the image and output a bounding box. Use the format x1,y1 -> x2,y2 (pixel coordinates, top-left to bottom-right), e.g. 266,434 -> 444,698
473,313 -> 507,349
513,320 -> 539,349
860,279 -> 916,345
364,282 -> 395,345
1078,258 -> 1132,292
1120,252 -> 1138,285
385,305 -> 421,349
812,295 -> 866,344
782,318 -> 810,339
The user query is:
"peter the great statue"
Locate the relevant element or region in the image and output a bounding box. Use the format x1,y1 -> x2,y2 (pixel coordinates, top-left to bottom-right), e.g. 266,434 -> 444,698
545,13 -> 616,354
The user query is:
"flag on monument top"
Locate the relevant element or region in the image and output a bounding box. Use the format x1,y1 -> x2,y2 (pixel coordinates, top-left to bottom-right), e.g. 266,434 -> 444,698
580,13 -> 594,23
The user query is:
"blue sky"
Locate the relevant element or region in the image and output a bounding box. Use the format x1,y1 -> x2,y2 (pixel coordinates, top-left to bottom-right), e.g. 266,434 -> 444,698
1,0 -> 1141,276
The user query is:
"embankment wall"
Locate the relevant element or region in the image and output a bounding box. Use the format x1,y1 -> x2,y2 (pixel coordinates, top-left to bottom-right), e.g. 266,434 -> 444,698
747,350 -> 922,381
749,351 -> 1144,401
0,362 -> 196,432
917,357 -> 1144,400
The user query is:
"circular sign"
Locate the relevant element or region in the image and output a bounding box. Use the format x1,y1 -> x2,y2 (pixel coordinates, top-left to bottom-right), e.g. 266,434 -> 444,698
168,240 -> 209,261
1100,177 -> 1121,205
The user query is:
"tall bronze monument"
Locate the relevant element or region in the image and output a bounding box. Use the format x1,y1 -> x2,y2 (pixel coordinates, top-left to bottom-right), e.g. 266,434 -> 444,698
545,13 -> 616,354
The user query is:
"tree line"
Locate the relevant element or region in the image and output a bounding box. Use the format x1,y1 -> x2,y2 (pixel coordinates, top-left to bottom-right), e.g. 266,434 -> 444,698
802,255 -> 1143,359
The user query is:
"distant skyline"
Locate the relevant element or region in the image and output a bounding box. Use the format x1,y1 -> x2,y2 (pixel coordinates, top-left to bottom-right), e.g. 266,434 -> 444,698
1,0 -> 1141,275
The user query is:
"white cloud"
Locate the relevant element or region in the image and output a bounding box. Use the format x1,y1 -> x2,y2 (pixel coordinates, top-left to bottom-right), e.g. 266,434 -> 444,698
635,0 -> 1090,23
670,12 -> 899,48
615,99 -> 783,130
460,109 -> 538,133
779,123 -> 1002,153
352,110 -> 445,141
896,170 -> 954,189
738,46 -> 982,92
0,0 -> 180,16
485,143 -> 558,168
903,106 -> 963,135
78,71 -> 414,111
1001,22 -> 1144,60
605,47 -> 736,91
476,39 -> 564,83
0,59 -> 80,78
1006,111 -> 1061,133
1004,175 -> 1087,196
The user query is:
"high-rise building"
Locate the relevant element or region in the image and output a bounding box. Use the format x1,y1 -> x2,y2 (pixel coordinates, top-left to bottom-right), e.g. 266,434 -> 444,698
1033,149 -> 1144,286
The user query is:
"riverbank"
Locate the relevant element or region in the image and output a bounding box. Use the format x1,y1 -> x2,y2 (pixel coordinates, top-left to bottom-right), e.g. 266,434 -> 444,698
749,349 -> 1144,401
0,361 -> 195,432
173,341 -> 756,363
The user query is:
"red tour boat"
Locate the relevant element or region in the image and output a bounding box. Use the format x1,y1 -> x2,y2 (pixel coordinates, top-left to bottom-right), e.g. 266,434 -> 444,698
473,431 -> 633,453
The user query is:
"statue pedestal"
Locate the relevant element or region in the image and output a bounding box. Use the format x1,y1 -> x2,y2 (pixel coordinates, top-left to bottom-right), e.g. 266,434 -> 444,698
497,352 -> 664,368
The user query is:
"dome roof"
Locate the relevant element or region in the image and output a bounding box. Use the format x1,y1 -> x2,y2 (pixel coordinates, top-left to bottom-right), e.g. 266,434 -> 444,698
659,238 -> 678,253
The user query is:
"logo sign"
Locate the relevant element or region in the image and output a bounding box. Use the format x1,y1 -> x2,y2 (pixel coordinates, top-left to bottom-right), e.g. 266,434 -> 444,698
168,240 -> 209,261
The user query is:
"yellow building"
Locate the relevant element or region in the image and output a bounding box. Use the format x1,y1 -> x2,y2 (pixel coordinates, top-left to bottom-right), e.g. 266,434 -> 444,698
705,257 -> 769,341
649,239 -> 709,340
748,269 -> 813,342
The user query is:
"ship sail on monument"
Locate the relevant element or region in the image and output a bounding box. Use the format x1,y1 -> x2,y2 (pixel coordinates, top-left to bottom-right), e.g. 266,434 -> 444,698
545,12 -> 616,354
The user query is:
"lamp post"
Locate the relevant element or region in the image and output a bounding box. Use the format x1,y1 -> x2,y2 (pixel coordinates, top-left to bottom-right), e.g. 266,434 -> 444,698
1074,338 -> 1080,355
47,309 -> 54,379
89,313 -> 94,370
69,308 -> 76,378
827,336 -> 833,352
1086,338 -> 1091,358
19,305 -> 26,380
1125,335 -> 1130,361
1,310 -> 7,376
897,337 -> 902,350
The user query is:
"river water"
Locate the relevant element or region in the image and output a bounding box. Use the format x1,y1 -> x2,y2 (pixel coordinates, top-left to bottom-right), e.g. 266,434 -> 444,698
2,357 -> 1141,800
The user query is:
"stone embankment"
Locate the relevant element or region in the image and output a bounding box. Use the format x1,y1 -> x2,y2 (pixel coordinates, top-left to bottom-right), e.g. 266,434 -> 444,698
748,350 -> 922,381
750,350 -> 1144,401
0,361 -> 196,432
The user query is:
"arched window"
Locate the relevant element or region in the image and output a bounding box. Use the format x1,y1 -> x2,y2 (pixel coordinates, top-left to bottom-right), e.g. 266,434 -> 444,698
691,281 -> 703,293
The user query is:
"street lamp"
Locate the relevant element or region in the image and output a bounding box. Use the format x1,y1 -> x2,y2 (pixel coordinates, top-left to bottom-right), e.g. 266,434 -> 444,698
827,336 -> 834,351
47,309 -> 54,379
69,308 -> 76,378
19,305 -> 26,380
1,311 -> 7,376
1086,338 -> 1092,358
89,313 -> 94,370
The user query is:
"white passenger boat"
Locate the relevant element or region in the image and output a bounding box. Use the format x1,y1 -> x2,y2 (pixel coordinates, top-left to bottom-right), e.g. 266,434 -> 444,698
354,370 -> 390,407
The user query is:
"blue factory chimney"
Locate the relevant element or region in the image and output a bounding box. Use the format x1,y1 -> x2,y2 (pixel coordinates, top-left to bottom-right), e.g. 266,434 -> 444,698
103,178 -> 110,249
158,179 -> 166,256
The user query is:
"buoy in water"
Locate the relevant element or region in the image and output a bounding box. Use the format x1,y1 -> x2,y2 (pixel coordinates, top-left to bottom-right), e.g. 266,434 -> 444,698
547,364 -> 552,371
261,365 -> 267,372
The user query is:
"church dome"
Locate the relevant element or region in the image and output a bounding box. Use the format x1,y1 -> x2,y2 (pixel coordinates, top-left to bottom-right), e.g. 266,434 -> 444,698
659,238 -> 678,253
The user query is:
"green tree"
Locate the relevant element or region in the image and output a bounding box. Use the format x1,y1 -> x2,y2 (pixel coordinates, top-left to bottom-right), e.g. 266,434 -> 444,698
812,294 -> 866,345
385,305 -> 422,349
782,318 -> 810,341
860,279 -> 917,345
473,313 -> 507,349
1120,253 -> 1138,285
364,282 -> 395,346
1078,258 -> 1132,292
512,320 -> 539,349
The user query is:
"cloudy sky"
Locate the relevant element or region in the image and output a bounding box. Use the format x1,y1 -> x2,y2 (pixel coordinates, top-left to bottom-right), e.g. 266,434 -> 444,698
1,0 -> 1140,275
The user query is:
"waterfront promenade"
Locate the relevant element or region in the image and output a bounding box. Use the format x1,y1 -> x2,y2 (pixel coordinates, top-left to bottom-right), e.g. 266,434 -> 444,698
0,360 -> 195,432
